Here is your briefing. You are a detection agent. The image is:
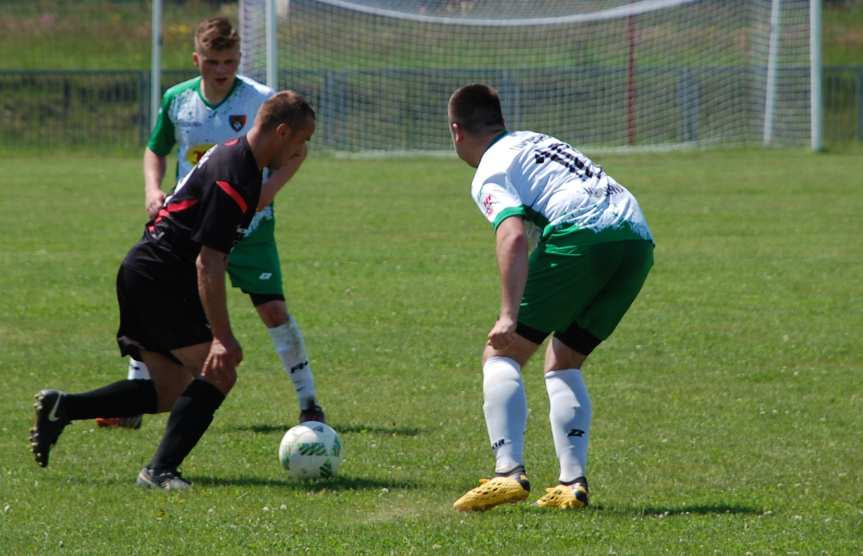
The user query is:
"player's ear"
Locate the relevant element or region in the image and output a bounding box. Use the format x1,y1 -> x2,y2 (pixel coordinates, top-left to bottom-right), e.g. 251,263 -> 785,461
192,51 -> 201,68
275,122 -> 292,140
451,122 -> 464,143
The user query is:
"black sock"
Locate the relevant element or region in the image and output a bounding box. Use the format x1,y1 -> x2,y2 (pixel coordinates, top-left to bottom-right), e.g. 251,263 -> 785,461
149,379 -> 225,472
63,380 -> 158,420
561,476 -> 589,489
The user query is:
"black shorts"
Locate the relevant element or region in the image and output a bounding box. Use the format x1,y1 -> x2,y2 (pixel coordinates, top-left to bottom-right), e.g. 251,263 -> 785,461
115,264 -> 212,362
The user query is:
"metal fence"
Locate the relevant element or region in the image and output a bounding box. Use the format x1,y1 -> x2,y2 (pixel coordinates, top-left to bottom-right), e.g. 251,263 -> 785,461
1,66 -> 860,151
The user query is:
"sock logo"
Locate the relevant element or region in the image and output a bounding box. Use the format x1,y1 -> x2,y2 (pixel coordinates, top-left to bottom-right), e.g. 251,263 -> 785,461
491,438 -> 507,450
290,360 -> 309,373
567,428 -> 585,438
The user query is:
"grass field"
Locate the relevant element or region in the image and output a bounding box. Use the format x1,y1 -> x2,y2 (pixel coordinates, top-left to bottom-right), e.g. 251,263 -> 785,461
0,150 -> 861,553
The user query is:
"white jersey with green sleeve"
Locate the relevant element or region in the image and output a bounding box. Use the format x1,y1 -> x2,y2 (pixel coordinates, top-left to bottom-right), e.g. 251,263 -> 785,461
147,75 -> 274,180
471,131 -> 653,246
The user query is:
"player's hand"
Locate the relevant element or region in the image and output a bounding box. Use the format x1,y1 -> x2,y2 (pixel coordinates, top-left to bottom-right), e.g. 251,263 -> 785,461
273,142 -> 308,170
202,335 -> 243,393
291,142 -> 308,161
488,316 -> 517,350
145,190 -> 165,220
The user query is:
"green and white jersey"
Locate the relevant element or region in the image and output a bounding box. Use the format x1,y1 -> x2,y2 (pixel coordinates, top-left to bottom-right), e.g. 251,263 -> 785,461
147,75 -> 274,181
471,131 -> 653,246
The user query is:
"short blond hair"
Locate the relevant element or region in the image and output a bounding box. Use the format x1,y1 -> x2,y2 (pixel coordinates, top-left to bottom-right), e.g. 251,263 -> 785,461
195,17 -> 239,52
256,90 -> 316,132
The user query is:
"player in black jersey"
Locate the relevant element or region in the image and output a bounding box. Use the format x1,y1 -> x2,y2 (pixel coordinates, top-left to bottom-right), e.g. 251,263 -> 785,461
29,91 -> 315,490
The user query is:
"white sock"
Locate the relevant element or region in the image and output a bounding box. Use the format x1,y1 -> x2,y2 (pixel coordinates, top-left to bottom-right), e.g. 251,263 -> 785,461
482,356 -> 527,475
545,368 -> 592,483
126,358 -> 150,380
267,316 -> 317,408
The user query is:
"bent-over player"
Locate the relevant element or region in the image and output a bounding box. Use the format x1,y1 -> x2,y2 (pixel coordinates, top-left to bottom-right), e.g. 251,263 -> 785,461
448,84 -> 654,511
98,16 -> 323,429
30,91 -> 316,490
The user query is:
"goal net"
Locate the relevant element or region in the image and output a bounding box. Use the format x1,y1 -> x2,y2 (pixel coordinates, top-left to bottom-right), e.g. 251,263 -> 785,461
240,0 -> 814,153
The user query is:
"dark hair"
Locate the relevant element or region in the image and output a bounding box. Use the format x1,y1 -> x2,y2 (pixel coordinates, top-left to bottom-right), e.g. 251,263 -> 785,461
448,84 -> 506,134
256,90 -> 316,131
195,17 -> 240,52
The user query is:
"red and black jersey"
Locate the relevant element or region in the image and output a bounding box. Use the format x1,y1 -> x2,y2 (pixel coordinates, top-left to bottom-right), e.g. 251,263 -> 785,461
123,136 -> 262,283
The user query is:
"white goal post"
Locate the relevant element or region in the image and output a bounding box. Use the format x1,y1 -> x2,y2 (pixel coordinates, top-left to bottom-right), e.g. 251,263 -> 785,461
237,0 -> 822,153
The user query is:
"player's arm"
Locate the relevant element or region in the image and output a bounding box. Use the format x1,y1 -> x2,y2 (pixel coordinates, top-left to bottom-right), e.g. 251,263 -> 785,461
257,143 -> 308,210
143,148 -> 168,219
193,176 -> 251,391
196,246 -> 242,392
143,92 -> 177,218
488,216 -> 529,349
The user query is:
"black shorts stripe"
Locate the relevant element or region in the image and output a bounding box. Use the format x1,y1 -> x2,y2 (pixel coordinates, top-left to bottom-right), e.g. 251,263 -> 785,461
554,323 -> 602,356
515,321 -> 548,345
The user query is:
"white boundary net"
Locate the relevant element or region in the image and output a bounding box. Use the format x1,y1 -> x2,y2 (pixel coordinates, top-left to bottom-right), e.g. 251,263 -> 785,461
241,0 -> 813,153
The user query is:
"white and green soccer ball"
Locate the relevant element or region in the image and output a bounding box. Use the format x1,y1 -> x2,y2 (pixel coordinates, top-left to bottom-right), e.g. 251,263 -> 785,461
278,422 -> 342,479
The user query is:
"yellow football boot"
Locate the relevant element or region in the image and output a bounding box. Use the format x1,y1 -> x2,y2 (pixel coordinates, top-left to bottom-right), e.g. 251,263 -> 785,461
453,473 -> 531,512
535,482 -> 589,509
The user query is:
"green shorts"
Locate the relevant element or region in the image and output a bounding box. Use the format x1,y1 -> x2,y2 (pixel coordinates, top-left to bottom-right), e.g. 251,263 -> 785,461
227,206 -> 284,297
517,227 -> 654,353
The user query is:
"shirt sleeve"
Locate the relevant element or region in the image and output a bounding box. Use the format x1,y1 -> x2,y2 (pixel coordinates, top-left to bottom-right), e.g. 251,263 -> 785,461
146,92 -> 176,156
192,178 -> 250,254
472,172 -> 526,231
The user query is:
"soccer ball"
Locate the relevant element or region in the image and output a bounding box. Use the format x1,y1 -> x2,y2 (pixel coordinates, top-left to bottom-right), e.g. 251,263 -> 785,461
278,422 -> 342,479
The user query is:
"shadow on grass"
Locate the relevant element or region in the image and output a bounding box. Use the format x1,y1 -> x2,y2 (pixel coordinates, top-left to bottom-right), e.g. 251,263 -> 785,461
193,474 -> 419,491
230,422 -> 424,437
594,503 -> 762,517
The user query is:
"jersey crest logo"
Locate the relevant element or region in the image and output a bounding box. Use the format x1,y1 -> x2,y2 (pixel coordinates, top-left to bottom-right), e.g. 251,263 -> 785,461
229,114 -> 247,132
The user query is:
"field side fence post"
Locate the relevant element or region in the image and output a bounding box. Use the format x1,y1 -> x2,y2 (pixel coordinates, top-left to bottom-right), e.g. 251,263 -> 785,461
150,0 -> 162,130
857,69 -> 863,142
139,70 -> 150,145
763,0 -> 781,146
810,0 -> 823,151
266,0 -> 278,89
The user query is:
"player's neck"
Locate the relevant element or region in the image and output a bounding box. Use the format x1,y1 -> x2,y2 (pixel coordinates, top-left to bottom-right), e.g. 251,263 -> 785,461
199,77 -> 235,106
467,129 -> 507,167
246,127 -> 268,170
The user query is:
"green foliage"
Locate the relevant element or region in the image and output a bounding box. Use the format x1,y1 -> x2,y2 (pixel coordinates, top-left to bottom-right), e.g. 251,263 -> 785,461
824,0 -> 863,65
0,151 -> 861,553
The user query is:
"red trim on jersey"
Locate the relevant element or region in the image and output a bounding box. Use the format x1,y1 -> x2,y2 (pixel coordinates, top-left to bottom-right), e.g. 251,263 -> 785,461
155,198 -> 199,223
165,198 -> 199,213
216,180 -> 248,213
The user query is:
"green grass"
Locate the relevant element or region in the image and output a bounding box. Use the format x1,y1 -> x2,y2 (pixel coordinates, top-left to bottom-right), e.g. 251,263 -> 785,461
0,150 -> 861,553
0,0 -> 860,69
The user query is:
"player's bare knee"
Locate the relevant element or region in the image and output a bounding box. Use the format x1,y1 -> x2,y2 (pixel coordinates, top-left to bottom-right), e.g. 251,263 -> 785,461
545,338 -> 588,372
255,299 -> 288,328
202,368 -> 237,395
216,376 -> 236,395
481,342 -> 534,367
154,375 -> 194,411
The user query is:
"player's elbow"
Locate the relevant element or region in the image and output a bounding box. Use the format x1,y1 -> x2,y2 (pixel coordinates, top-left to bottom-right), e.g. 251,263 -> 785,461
497,220 -> 528,252
507,232 -> 528,253
196,248 -> 227,275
